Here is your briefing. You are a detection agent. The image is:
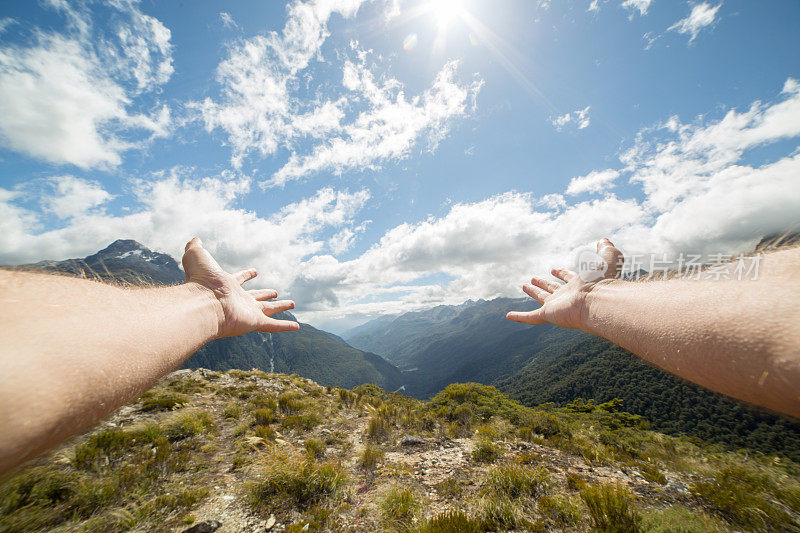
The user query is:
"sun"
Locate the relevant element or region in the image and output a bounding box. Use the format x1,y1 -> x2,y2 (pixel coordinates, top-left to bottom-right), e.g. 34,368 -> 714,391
430,0 -> 465,27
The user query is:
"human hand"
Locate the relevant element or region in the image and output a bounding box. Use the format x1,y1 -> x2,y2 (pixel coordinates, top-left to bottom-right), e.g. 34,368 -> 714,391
506,238 -> 624,331
182,237 -> 300,338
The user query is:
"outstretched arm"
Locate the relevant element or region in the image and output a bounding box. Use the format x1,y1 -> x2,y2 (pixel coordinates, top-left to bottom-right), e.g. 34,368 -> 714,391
508,239 -> 800,419
0,237 -> 298,475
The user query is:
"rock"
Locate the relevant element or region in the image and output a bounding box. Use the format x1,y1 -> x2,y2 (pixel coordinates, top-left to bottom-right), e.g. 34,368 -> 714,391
265,514 -> 276,530
400,435 -> 426,446
181,520 -> 222,533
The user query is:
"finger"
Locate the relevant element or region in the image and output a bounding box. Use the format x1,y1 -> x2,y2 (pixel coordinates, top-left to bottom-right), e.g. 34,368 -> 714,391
233,268 -> 258,285
522,284 -> 549,304
249,288 -> 278,301
551,268 -> 577,282
260,300 -> 295,315
597,238 -> 624,278
506,309 -> 546,326
258,319 -> 301,333
185,236 -> 203,252
531,276 -> 560,293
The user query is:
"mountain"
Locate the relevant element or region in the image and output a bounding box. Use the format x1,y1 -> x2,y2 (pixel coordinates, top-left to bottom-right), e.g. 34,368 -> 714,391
495,333 -> 800,460
12,240 -> 403,391
17,239 -> 185,285
344,300 -> 480,364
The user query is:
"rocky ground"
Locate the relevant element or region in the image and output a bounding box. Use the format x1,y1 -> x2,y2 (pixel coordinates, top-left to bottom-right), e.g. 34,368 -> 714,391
1,369 -> 797,532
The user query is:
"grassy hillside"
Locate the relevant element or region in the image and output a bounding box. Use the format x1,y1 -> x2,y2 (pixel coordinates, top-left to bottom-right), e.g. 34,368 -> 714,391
496,335 -> 800,462
2,371 -> 798,532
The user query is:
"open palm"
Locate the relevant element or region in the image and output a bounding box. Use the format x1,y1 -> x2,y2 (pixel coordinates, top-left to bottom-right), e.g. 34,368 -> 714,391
182,237 -> 300,338
507,238 -> 623,330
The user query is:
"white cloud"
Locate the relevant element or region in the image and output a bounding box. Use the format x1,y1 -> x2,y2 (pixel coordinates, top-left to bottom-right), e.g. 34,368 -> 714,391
41,176 -> 113,219
219,12 -> 240,31
195,0 -> 482,183
0,1 -> 173,169
566,169 -> 620,195
551,106 -> 591,131
621,0 -> 652,16
0,171 -> 371,294
669,2 -> 721,43
272,59 -> 482,186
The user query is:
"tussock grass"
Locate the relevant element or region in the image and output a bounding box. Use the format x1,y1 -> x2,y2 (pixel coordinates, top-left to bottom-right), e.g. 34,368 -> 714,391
580,483 -> 641,532
537,494 -> 582,527
471,440 -> 501,463
481,463 -> 549,499
415,510 -> 482,532
140,391 -> 189,412
381,485 -> 420,524
359,444 -> 384,470
247,451 -> 346,511
253,408 -> 276,426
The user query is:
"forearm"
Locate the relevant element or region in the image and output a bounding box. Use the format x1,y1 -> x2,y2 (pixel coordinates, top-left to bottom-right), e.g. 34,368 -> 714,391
0,271 -> 222,473
584,256 -> 800,418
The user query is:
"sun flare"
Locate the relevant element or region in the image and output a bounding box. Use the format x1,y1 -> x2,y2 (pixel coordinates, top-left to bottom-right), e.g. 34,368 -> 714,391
430,0 -> 465,27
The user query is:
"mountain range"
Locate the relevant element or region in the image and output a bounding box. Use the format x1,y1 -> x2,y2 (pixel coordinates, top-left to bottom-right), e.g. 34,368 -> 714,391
10,238 -> 800,459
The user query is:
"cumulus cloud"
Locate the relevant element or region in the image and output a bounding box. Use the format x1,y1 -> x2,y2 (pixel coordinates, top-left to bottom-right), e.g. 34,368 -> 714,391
0,171 -> 371,294
551,106 -> 591,131
669,2 -> 721,43
0,0 -> 173,169
194,0 -> 482,183
566,169 -> 620,195
295,78 -> 800,325
40,176 -> 113,219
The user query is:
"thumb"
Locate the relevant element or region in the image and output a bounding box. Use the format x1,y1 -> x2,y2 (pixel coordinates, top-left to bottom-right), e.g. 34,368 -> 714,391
597,238 -> 623,278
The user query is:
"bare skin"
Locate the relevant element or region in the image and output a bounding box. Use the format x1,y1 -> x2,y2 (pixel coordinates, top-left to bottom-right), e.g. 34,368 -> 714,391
0,237 -> 298,475
508,238 -> 800,419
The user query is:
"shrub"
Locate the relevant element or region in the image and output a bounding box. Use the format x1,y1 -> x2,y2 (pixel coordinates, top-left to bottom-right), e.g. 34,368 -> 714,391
247,453 -> 346,511
222,403 -> 242,419
381,485 -> 420,524
453,405 -> 474,426
253,408 -> 276,426
580,483 -> 641,533
521,411 -> 567,438
635,461 -> 666,484
359,444 -> 384,470
472,440 -> 501,463
415,510 -> 482,533
305,438 -> 325,459
428,383 -> 527,424
482,464 -> 549,499
140,392 -> 189,412
249,394 -> 277,411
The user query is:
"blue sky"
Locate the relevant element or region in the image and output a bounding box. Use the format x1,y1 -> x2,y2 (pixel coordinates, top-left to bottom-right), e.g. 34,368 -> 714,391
1,0 -> 799,332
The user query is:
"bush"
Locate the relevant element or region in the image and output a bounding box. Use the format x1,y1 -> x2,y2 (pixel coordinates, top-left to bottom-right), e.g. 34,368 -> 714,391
247,453 -> 346,511
520,410 -> 567,438
278,394 -> 304,415
253,408 -> 276,426
471,440 -> 501,463
254,425 -> 276,440
482,464 -> 549,499
381,485 -> 420,523
359,444 -> 384,470
580,483 -> 641,532
140,392 -> 189,412
282,413 -> 320,431
415,510 -> 482,533
428,383 -> 527,424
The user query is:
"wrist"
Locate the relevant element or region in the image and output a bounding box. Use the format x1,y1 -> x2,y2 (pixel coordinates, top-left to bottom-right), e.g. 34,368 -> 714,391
581,278 -> 621,336
184,282 -> 225,340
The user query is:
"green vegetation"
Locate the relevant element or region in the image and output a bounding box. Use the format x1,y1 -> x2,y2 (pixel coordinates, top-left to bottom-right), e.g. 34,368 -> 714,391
140,391 -> 189,411
247,452 -> 346,511
580,483 -> 641,532
2,369 -> 799,532
481,464 -> 549,499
